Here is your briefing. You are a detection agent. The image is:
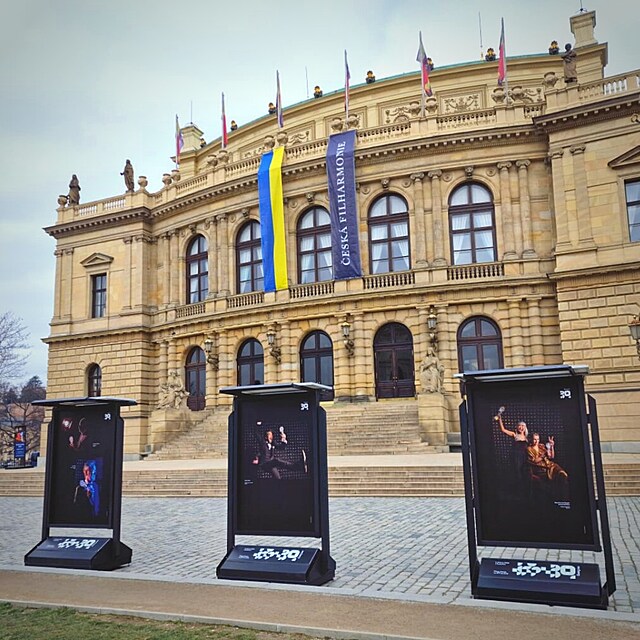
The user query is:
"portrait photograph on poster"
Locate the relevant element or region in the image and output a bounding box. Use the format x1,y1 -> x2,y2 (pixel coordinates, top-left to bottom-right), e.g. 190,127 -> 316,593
236,396 -> 316,536
47,407 -> 116,528
469,376 -> 599,549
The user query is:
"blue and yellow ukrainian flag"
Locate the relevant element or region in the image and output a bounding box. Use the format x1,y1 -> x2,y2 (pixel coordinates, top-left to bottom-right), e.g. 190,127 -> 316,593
258,147 -> 288,291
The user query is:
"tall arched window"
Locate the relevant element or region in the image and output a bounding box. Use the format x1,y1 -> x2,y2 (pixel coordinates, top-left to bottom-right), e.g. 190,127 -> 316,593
368,194 -> 411,274
449,183 -> 497,265
297,207 -> 332,284
237,339 -> 264,386
87,364 -> 102,397
186,235 -> 208,303
237,221 -> 263,293
185,347 -> 206,411
300,331 -> 334,399
457,316 -> 503,372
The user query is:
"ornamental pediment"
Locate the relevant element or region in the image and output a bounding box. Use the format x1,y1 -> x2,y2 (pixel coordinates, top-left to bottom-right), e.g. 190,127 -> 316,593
81,252 -> 114,268
608,145 -> 640,169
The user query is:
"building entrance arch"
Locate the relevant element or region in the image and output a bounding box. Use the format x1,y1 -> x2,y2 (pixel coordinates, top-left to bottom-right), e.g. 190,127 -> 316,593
373,322 -> 415,399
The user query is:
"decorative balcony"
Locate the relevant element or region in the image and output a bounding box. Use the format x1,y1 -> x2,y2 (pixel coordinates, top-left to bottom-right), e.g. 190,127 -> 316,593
447,262 -> 505,281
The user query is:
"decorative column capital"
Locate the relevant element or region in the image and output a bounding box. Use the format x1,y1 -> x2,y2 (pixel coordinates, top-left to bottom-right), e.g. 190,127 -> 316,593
516,159 -> 531,170
410,172 -> 425,183
497,161 -> 512,172
570,145 -> 586,155
427,169 -> 442,180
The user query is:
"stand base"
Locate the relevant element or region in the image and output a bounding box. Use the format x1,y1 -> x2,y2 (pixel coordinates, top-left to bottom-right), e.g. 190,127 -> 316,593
25,536 -> 132,571
217,545 -> 335,585
474,557 -> 607,609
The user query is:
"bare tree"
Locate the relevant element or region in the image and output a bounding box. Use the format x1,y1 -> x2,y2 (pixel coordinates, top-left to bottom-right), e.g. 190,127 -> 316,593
0,312 -> 29,384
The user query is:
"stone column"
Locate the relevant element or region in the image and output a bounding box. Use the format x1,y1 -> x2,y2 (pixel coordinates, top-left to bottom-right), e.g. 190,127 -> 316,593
169,230 -> 180,305
217,214 -> 230,297
280,320 -> 293,382
205,332 -> 218,407
570,145 -> 595,247
428,170 -> 446,265
63,248 -> 74,319
507,298 -> 525,367
132,235 -> 148,309
122,237 -> 133,310
53,249 -> 63,319
168,337 -> 178,373
205,217 -> 218,297
526,297 -> 545,366
352,313 -> 369,400
549,150 -> 570,251
435,305 -> 451,390
516,160 -> 536,257
158,340 -> 169,402
498,162 -> 517,259
410,172 -> 427,267
161,233 -> 171,307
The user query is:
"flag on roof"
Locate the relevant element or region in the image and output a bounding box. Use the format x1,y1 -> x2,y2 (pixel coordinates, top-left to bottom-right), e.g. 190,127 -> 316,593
221,92 -> 228,149
344,50 -> 351,118
276,70 -> 284,128
175,114 -> 184,165
416,31 -> 433,103
498,18 -> 507,87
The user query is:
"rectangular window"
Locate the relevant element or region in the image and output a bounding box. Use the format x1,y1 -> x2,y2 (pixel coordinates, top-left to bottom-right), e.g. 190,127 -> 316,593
626,180 -> 640,242
91,273 -> 107,318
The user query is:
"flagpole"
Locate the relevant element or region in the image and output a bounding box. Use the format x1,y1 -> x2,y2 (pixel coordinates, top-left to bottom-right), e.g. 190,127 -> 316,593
503,18 -> 509,106
478,12 -> 484,61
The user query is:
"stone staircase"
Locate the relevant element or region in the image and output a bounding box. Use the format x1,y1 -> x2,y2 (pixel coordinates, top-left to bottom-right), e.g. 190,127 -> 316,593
2,462 -> 639,498
148,400 -> 443,460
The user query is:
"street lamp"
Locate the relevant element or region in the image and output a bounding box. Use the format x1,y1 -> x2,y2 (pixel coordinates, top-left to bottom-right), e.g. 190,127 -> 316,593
427,306 -> 438,350
203,336 -> 218,370
630,315 -> 640,359
341,320 -> 355,357
266,326 -> 281,364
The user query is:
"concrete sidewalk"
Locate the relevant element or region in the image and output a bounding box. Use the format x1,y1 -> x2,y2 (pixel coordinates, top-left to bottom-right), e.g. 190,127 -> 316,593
1,569 -> 639,640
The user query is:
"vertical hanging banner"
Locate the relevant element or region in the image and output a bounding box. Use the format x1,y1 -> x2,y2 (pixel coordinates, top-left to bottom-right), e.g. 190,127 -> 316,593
326,129 -> 362,280
258,147 -> 288,292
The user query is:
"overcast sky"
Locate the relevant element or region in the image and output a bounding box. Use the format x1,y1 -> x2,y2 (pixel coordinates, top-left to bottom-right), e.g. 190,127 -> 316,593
0,0 -> 636,386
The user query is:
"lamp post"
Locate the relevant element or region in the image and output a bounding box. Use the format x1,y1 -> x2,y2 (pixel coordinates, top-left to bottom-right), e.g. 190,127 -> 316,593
630,315 -> 640,359
203,336 -> 219,370
427,306 -> 438,351
341,320 -> 355,357
266,326 -> 281,364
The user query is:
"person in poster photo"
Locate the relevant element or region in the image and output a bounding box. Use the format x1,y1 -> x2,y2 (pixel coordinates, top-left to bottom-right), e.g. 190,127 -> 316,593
527,432 -> 569,501
61,416 -> 90,451
494,406 -> 529,484
252,426 -> 308,480
74,459 -> 101,518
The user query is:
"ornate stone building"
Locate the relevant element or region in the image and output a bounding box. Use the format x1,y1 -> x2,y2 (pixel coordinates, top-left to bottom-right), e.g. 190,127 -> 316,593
44,11 -> 640,458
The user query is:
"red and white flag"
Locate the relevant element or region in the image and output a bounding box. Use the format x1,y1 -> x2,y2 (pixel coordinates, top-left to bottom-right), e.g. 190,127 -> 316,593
416,31 -> 433,117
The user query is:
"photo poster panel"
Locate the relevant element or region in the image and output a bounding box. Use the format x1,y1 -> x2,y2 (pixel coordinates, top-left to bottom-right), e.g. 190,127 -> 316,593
468,375 -> 599,549
47,405 -> 117,528
236,392 -> 318,536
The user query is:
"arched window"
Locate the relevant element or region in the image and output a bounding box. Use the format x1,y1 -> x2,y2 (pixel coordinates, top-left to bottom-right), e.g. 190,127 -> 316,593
236,221 -> 263,293
297,207 -> 332,284
457,316 -> 503,372
186,235 -> 208,303
300,331 -> 334,399
185,347 -> 206,411
87,364 -> 102,397
237,339 -> 264,386
373,322 -> 415,398
449,183 -> 497,265
368,194 -> 411,274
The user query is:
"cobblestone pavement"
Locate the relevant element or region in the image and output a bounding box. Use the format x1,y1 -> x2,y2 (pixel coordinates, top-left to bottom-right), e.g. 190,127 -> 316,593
2,496 -> 639,614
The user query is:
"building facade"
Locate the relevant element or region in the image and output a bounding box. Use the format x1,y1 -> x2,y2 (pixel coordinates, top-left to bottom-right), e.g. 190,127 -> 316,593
43,11 -> 640,458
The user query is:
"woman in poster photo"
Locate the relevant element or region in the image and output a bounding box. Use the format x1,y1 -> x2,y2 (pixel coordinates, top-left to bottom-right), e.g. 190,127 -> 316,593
74,459 -> 101,517
494,407 -> 529,483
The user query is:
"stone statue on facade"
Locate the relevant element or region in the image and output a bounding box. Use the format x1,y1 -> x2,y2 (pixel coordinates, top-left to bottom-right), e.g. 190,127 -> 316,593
157,369 -> 189,409
68,174 -> 81,205
562,43 -> 577,83
420,347 -> 444,394
121,159 -> 134,191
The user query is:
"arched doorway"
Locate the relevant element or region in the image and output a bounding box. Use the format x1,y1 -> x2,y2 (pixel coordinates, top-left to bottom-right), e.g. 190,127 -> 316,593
185,347 -> 206,411
373,322 -> 415,399
300,330 -> 334,400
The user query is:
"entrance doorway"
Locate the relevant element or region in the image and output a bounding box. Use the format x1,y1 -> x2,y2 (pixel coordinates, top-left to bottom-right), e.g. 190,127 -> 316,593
374,322 -> 415,399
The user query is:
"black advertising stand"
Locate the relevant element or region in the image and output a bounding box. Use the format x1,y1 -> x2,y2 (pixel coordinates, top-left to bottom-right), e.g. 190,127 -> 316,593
458,366 -> 615,609
217,383 -> 335,585
25,397 -> 136,570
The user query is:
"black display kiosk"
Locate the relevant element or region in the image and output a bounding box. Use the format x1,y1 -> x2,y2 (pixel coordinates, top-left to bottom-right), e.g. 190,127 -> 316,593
25,397 -> 136,571
216,383 -> 335,585
457,365 -> 615,609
